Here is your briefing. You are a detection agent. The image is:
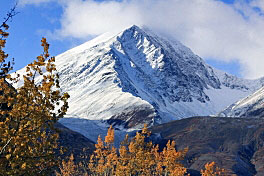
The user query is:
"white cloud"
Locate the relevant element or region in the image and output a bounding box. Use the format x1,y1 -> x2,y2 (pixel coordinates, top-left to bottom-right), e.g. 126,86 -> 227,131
250,0 -> 264,11
56,0 -> 143,38
18,0 -> 56,6
21,0 -> 264,79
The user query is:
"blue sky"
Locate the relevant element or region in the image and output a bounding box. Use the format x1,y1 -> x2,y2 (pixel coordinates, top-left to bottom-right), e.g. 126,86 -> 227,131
2,0 -> 264,79
1,1 -> 82,72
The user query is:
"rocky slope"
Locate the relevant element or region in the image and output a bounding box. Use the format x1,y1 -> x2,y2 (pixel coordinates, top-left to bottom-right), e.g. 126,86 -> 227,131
150,116 -> 264,176
56,122 -> 95,159
14,25 -> 264,131
218,85 -> 264,118
56,116 -> 264,175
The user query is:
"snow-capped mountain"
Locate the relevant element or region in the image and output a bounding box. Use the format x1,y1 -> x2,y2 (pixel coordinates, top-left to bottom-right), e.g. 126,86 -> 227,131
218,85 -> 264,118
14,25 -> 264,131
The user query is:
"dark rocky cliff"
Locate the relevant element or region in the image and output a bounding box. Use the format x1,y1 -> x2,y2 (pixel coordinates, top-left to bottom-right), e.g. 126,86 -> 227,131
55,123 -> 95,160
150,116 -> 264,176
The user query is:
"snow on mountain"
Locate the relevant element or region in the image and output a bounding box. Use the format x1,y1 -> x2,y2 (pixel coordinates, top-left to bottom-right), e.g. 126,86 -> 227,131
12,25 -> 264,139
213,69 -> 264,91
218,85 -> 264,118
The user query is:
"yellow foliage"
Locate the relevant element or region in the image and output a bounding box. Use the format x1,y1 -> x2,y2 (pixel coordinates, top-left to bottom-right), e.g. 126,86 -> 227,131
0,21 -> 69,175
58,125 -> 195,176
105,125 -> 114,145
56,154 -> 88,176
201,161 -> 227,176
57,125 -> 227,176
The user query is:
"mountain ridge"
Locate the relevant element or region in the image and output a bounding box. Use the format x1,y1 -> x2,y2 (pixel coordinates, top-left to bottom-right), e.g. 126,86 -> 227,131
150,116 -> 264,176
13,25 -> 264,131
218,86 -> 264,118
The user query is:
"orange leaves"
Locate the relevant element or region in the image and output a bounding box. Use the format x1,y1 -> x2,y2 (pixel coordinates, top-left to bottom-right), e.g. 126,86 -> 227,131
160,140 -> 188,176
37,55 -> 45,62
1,31 -> 9,38
89,126 -> 119,175
0,35 -> 69,175
2,23 -> 9,30
50,56 -> 55,62
0,23 -> 10,38
21,163 -> 27,170
63,92 -> 70,99
0,39 -> 6,47
0,50 -> 8,63
105,125 -> 114,144
0,22 -> 11,72
57,125 -> 227,176
5,154 -> 11,160
4,74 -> 10,79
201,162 -> 227,176
55,154 -> 86,176
41,37 -> 50,57
88,125 -> 188,176
95,136 -> 104,152
142,123 -> 151,137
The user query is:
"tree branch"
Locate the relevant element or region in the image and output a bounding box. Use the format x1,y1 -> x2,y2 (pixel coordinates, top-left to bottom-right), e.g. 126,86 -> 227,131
0,2 -> 19,28
0,137 -> 12,155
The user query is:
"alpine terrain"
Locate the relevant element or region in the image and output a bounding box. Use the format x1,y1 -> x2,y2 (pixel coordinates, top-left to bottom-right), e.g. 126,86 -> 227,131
13,25 -> 264,140
218,85 -> 264,118
150,116 -> 264,176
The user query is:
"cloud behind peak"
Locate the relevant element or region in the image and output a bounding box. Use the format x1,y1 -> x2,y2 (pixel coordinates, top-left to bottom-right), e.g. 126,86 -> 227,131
19,0 -> 264,79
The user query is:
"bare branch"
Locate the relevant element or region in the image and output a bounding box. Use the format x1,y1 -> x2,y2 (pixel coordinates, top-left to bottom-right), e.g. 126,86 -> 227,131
0,2 -> 19,28
0,138 -> 12,155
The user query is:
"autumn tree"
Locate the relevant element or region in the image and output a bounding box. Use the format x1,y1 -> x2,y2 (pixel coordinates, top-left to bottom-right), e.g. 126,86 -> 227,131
55,154 -> 88,176
57,124 -> 228,176
0,9 -> 69,175
88,125 -> 118,175
200,162 -> 227,176
58,125 -> 189,176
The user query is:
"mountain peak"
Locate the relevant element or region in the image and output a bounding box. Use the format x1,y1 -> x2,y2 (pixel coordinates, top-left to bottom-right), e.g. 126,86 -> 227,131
121,24 -> 145,33
15,25 -> 264,130
127,24 -> 142,31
